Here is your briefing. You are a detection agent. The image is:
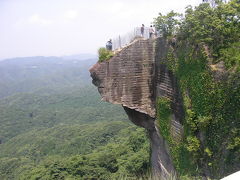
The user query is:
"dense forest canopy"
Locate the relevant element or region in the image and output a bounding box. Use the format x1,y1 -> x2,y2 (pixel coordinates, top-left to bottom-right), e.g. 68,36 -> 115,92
0,56 -> 150,179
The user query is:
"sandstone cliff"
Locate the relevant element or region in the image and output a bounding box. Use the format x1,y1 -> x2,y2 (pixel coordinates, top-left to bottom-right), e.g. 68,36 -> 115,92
90,38 -> 185,179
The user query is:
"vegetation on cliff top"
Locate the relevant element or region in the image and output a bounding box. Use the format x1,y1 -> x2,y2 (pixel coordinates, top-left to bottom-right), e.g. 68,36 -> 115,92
98,47 -> 114,62
155,0 -> 240,178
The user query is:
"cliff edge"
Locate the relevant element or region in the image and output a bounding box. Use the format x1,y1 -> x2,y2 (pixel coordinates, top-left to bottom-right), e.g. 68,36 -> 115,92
90,38 -> 184,178
90,39 -> 156,118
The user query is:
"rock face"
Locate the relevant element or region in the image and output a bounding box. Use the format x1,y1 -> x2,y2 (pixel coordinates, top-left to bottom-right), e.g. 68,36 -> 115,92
90,39 -> 156,118
90,38 -> 184,179
155,41 -> 184,142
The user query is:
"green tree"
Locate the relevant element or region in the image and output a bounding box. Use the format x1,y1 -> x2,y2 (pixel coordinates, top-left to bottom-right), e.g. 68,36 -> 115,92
154,10 -> 182,37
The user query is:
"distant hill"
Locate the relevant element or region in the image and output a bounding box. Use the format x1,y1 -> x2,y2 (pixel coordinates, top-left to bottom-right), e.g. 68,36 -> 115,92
0,55 -> 97,99
61,53 -> 97,60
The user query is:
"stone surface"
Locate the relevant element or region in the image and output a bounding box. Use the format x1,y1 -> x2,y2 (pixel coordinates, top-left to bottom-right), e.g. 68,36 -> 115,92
155,39 -> 184,141
89,37 -> 185,179
123,106 -> 176,179
90,39 -> 156,118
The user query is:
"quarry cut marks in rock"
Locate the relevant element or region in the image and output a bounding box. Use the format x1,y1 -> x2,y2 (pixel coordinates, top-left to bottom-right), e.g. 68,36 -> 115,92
90,38 -> 185,179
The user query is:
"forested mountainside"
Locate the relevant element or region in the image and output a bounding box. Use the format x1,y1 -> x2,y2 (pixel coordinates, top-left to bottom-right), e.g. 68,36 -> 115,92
0,56 -> 150,179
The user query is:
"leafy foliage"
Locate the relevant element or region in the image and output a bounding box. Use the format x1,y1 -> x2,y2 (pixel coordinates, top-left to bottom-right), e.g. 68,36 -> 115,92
178,0 -> 240,59
98,47 -> 114,62
155,0 -> 240,178
186,136 -> 200,153
0,127 -> 150,180
154,10 -> 182,37
220,42 -> 240,71
156,98 -> 195,176
156,97 -> 171,139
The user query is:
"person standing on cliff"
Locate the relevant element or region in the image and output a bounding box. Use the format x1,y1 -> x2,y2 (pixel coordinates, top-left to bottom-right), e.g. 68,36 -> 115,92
149,25 -> 154,39
141,24 -> 144,37
106,39 -> 112,51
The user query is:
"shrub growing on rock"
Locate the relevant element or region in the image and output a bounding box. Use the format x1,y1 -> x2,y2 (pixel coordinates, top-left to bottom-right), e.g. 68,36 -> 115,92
98,47 -> 114,62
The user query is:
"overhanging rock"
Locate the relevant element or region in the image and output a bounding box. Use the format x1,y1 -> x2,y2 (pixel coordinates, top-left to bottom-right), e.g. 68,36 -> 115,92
89,37 -> 184,179
90,39 -> 156,118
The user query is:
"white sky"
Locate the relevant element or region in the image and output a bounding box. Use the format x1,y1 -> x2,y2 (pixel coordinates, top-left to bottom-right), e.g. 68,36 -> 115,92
0,0 -> 201,59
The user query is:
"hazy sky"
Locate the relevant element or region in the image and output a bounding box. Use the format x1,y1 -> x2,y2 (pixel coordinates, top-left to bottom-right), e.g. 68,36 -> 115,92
0,0 -> 201,59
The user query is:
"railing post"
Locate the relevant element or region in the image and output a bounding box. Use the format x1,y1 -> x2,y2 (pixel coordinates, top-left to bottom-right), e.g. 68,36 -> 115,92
112,27 -> 146,51
119,35 -> 121,49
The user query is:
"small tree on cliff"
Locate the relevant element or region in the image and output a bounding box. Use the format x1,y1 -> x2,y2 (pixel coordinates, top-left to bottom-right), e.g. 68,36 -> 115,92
178,0 -> 240,58
154,10 -> 182,38
98,47 -> 114,62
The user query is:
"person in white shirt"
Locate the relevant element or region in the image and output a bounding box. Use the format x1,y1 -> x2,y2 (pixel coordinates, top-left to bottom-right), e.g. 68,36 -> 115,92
149,25 -> 154,39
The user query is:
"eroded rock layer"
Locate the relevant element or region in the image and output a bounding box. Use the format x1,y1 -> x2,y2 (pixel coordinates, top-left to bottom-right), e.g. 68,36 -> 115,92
89,38 -> 183,179
155,39 -> 185,141
90,39 -> 156,118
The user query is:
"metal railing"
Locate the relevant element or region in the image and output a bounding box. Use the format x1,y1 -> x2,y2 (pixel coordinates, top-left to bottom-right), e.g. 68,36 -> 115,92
112,27 -> 152,50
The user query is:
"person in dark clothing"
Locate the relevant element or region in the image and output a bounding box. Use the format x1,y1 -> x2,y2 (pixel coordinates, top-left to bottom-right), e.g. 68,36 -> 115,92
141,24 -> 145,37
106,39 -> 112,51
